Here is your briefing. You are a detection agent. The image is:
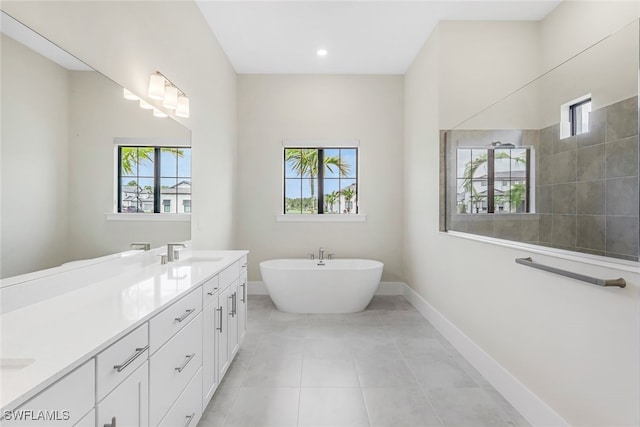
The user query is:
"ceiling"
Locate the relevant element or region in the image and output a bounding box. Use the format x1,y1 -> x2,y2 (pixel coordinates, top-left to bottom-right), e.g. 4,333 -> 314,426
196,1 -> 560,75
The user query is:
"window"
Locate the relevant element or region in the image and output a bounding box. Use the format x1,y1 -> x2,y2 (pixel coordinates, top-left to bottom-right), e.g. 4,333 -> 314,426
284,148 -> 358,214
570,98 -> 592,136
118,146 -> 191,214
183,200 -> 191,213
456,147 -> 531,214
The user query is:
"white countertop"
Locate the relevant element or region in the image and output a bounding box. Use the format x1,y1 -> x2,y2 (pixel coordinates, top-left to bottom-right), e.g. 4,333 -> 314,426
0,250 -> 248,412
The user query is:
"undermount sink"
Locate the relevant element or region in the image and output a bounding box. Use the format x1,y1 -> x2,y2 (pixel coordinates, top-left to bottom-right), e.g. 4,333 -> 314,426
1,358 -> 35,370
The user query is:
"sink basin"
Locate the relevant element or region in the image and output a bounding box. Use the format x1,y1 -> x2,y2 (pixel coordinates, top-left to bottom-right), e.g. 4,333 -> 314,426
0,358 -> 35,370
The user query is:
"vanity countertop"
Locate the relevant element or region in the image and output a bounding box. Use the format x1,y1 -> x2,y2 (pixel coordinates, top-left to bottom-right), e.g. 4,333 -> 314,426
0,249 -> 248,412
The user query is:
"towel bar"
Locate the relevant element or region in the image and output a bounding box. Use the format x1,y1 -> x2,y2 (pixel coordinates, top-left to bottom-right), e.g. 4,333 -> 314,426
515,257 -> 626,288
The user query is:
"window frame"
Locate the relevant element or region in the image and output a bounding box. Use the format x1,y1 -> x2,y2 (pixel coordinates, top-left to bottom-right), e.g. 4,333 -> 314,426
116,145 -> 191,214
569,98 -> 592,136
282,147 -> 359,215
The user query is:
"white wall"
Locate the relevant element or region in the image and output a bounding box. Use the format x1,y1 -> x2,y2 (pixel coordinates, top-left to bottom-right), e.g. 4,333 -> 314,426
237,75 -> 404,282
67,71 -> 191,261
2,0 -> 238,251
405,3 -> 640,426
1,34 -> 70,278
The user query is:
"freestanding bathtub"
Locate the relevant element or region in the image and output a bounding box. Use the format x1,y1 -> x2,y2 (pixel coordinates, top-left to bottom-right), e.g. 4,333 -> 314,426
259,259 -> 384,313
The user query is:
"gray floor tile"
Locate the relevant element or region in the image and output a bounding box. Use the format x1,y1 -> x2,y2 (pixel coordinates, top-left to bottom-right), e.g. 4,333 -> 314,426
298,387 -> 370,426
405,356 -> 478,390
395,337 -> 453,359
223,387 -> 300,427
303,337 -> 352,359
355,358 -> 418,387
301,359 -> 360,387
426,387 -> 517,427
255,334 -> 305,358
348,336 -> 402,360
362,386 -> 442,427
243,358 -> 302,387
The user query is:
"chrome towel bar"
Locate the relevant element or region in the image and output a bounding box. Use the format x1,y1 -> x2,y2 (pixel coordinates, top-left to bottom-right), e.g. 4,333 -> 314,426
515,257 -> 626,288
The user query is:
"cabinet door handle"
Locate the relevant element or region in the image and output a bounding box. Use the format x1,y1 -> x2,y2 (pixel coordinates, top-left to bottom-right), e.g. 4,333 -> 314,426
175,308 -> 195,323
241,281 -> 246,303
175,353 -> 195,373
207,291 -> 215,296
113,345 -> 148,372
104,416 -> 116,427
183,413 -> 196,427
216,307 -> 223,332
228,294 -> 234,316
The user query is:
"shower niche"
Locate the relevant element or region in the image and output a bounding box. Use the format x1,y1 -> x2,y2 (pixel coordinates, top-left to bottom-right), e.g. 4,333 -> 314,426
441,20 -> 639,261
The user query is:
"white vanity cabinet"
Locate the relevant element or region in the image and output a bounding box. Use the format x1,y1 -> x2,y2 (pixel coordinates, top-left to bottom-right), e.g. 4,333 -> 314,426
2,360 -> 95,426
95,323 -> 149,427
238,268 -> 248,345
202,276 -> 220,406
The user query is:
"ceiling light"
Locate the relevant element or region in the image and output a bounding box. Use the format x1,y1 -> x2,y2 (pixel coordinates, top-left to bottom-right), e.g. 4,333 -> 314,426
175,95 -> 190,118
162,86 -> 178,110
123,88 -> 139,101
317,49 -> 328,57
139,100 -> 153,110
148,73 -> 166,100
152,109 -> 168,118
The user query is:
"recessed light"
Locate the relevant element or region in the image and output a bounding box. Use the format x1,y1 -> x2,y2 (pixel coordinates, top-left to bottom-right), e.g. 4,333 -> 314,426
317,49 -> 328,57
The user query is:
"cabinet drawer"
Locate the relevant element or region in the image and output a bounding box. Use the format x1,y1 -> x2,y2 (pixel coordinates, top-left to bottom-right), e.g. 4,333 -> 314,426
73,408 -> 94,427
158,368 -> 202,427
202,275 -> 219,308
96,323 -> 149,401
219,261 -> 239,290
150,288 -> 202,353
150,313 -> 203,427
240,255 -> 248,274
97,361 -> 148,427
4,359 -> 94,426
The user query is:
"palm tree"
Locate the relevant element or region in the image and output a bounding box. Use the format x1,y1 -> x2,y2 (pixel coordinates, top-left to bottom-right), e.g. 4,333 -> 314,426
285,149 -> 350,212
325,191 -> 339,213
340,187 -> 356,213
121,147 -> 185,175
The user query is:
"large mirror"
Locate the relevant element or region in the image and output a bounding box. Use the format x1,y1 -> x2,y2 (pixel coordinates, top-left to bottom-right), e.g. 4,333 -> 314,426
442,20 -> 639,261
1,12 -> 191,279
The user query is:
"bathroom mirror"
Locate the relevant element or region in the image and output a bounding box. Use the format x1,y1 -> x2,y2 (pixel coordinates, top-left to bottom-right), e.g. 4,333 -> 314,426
441,19 -> 639,261
0,11 -> 192,279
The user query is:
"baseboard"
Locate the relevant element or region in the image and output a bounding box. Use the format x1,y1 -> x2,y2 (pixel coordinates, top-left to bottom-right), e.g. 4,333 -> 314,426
248,281 -> 405,296
403,285 -> 568,427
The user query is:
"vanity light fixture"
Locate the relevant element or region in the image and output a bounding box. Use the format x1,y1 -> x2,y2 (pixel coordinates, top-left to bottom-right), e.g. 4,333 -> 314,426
317,48 -> 328,57
162,85 -> 179,110
148,73 -> 166,100
146,71 -> 190,118
123,88 -> 139,101
175,95 -> 190,118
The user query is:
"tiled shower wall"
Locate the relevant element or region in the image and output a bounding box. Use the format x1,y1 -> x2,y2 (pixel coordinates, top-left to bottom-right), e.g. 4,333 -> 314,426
444,96 -> 639,261
537,96 -> 639,260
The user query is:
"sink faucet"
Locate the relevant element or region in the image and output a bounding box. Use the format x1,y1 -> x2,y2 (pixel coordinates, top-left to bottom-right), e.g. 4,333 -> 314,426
130,242 -> 151,251
167,243 -> 186,262
318,247 -> 325,261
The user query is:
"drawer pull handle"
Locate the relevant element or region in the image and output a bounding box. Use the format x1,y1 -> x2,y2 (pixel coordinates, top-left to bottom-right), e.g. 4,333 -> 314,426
104,416 -> 116,427
175,308 -> 195,323
242,263 -> 248,267
175,353 -> 195,373
113,345 -> 148,372
207,291 -> 215,296
216,307 -> 223,332
183,413 -> 196,427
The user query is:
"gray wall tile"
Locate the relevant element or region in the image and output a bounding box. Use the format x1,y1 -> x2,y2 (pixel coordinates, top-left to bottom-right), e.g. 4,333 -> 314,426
606,177 -> 639,216
537,154 -> 552,185
494,217 -> 521,241
577,144 -> 605,181
466,216 -> 494,237
606,216 -> 639,258
606,96 -> 638,142
521,215 -> 539,242
555,135 -> 577,154
552,214 -> 576,248
552,183 -> 576,214
577,107 -> 606,148
576,180 -> 605,215
606,136 -> 639,178
552,150 -> 576,184
539,214 -> 552,244
536,185 -> 552,213
538,124 -> 556,156
576,215 -> 605,251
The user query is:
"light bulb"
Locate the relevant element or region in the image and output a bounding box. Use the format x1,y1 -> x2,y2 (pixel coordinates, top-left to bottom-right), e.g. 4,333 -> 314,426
162,86 -> 178,110
175,95 -> 190,118
139,100 -> 153,110
148,74 -> 165,100
153,109 -> 168,118
123,88 -> 139,100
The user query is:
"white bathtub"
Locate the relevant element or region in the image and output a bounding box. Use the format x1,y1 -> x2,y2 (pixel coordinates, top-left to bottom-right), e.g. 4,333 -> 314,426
259,259 -> 384,313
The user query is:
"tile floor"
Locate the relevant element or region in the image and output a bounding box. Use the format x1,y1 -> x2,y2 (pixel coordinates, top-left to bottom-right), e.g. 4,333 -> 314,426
198,295 -> 529,427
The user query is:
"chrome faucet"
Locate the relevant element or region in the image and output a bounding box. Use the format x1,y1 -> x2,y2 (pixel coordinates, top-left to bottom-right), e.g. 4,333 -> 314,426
318,247 -> 325,261
130,242 -> 151,251
167,243 -> 186,262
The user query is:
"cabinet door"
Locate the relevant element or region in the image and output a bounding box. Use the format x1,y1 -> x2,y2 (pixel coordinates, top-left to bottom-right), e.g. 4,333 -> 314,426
97,360 -> 149,427
228,280 -> 239,358
217,286 -> 230,379
238,272 -> 248,344
202,300 -> 218,407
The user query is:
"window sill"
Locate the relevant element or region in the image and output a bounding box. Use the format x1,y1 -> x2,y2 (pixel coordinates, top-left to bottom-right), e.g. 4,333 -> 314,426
105,213 -> 191,222
276,214 -> 367,222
